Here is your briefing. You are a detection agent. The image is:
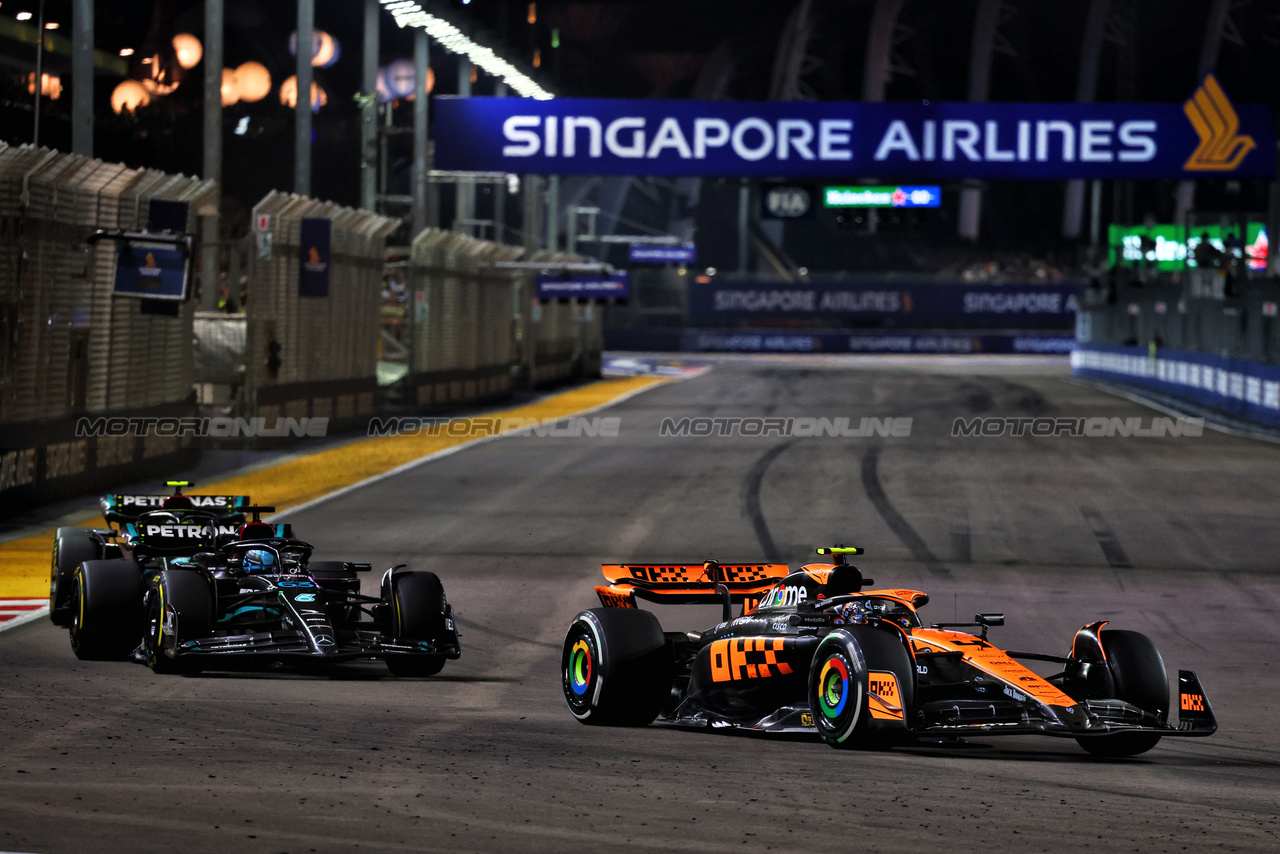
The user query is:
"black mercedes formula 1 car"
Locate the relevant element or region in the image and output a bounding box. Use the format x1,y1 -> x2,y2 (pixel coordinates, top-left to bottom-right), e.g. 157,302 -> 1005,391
49,481 -> 253,627
561,546 -> 1216,756
51,484 -> 460,676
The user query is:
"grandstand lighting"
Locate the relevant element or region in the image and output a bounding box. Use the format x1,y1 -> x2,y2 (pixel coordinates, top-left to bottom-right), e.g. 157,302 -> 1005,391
16,12 -> 31,21
378,0 -> 553,100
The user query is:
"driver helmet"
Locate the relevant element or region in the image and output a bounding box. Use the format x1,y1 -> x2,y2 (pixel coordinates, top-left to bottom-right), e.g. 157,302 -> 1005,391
242,548 -> 277,574
834,599 -> 871,625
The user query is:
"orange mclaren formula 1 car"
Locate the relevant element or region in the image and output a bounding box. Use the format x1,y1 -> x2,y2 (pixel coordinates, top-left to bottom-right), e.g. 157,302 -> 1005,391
561,546 -> 1216,756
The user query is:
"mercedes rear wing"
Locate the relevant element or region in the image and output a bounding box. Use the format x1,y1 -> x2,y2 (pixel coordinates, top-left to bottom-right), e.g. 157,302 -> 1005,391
100,493 -> 251,523
596,562 -> 790,609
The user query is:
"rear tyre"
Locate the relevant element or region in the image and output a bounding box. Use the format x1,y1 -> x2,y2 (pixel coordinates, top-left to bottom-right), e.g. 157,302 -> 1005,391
809,627 -> 914,750
385,571 -> 448,677
1077,630 -> 1168,757
69,560 -> 143,661
50,528 -> 101,626
562,608 -> 673,726
145,570 -> 214,674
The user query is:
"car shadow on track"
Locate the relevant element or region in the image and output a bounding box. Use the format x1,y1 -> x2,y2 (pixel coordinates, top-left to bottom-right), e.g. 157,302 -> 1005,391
184,666 -> 521,683
658,724 -> 1264,767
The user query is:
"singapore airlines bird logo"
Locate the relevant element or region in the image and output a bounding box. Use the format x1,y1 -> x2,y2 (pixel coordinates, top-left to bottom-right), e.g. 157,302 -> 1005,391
139,250 -> 163,283
1183,74 -> 1255,172
303,245 -> 327,274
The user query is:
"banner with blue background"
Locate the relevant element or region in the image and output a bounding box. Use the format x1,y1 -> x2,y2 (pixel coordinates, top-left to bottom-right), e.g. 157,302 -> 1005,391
688,281 -> 1080,329
299,218 -> 332,298
112,242 -> 188,300
435,79 -> 1274,180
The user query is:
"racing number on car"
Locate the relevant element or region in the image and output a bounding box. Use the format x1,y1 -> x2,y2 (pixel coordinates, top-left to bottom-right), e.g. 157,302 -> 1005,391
1181,692 -> 1205,712
709,637 -> 795,682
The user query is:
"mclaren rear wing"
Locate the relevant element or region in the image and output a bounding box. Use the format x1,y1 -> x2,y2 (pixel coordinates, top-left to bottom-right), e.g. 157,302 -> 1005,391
596,563 -> 790,609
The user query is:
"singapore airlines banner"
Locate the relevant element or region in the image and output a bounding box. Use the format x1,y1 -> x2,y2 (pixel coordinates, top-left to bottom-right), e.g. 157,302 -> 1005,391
434,76 -> 1274,180
687,281 -> 1081,329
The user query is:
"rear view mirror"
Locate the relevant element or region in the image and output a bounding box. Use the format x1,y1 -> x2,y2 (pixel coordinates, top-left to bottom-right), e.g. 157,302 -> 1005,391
977,613 -> 1005,627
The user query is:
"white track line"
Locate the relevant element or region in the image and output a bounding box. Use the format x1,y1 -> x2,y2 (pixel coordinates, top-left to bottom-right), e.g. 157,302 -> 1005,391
0,599 -> 49,633
265,377 -> 685,522
1062,375 -> 1280,446
273,378 -> 680,522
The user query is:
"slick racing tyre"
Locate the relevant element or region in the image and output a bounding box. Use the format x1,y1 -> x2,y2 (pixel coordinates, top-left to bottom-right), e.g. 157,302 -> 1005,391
562,608 -> 673,726
386,571 -> 448,677
69,560 -> 144,661
809,627 -> 914,750
1076,629 -> 1168,758
145,570 -> 214,674
50,528 -> 101,627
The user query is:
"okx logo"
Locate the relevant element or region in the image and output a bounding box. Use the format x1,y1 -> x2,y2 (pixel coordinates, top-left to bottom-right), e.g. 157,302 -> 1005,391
1184,74 -> 1256,172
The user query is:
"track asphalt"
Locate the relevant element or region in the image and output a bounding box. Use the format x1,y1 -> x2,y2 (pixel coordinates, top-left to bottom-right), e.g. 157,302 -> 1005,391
1,357 -> 1277,853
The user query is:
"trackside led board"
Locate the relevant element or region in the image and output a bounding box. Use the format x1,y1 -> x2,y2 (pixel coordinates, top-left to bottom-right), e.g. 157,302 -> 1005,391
629,244 -> 696,264
434,76 -> 1275,180
1107,222 -> 1267,271
537,273 -> 629,299
688,281 -> 1080,328
824,186 -> 940,208
112,241 -> 190,301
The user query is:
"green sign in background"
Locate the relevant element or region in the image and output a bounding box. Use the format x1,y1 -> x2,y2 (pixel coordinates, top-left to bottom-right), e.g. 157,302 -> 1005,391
1107,222 -> 1267,271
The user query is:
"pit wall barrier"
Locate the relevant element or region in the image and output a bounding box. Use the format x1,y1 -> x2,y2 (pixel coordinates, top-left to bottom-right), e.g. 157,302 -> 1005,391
524,249 -> 604,386
1071,343 -> 1280,428
0,144 -> 215,515
405,230 -> 602,398
193,312 -> 245,405
1077,279 -> 1280,362
407,229 -> 520,406
246,191 -> 399,425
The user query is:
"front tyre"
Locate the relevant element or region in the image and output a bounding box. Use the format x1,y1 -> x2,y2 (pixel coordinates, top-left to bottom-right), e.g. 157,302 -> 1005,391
69,560 -> 143,660
386,571 -> 448,677
1077,629 -> 1168,758
145,570 -> 214,674
809,627 -> 914,750
562,608 -> 672,726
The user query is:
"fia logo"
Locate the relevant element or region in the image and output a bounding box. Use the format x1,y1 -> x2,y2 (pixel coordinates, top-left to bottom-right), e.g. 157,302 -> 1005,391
765,187 -> 810,218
